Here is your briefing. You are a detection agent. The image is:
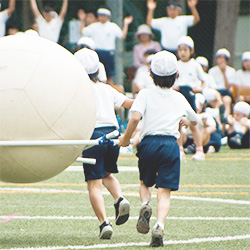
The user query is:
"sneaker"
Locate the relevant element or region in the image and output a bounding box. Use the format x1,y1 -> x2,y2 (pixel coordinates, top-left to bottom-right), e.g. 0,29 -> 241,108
119,145 -> 133,155
150,225 -> 164,247
137,202 -> 152,234
114,197 -> 130,225
229,134 -> 242,146
192,151 -> 205,161
185,144 -> 196,154
207,145 -> 215,154
99,221 -> 113,239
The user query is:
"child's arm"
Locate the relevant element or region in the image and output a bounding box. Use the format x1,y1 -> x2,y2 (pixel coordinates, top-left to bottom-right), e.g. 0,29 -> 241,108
122,98 -> 134,110
7,0 -> 15,17
146,0 -> 157,26
59,0 -> 68,21
119,111 -> 142,147
121,16 -> 133,40
30,0 -> 41,18
78,9 -> 86,35
187,0 -> 200,24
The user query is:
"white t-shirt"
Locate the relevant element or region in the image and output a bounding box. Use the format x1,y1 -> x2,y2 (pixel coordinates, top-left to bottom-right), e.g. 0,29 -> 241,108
130,86 -> 198,140
151,15 -> 194,50
98,62 -> 107,82
82,21 -> 122,51
92,81 -> 127,129
234,69 -> 250,87
0,10 -> 9,37
175,58 -> 205,88
36,14 -> 63,43
133,65 -> 154,89
208,65 -> 236,90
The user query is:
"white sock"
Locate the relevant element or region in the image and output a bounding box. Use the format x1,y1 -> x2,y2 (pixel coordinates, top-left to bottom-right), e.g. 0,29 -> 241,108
141,201 -> 149,207
154,221 -> 164,230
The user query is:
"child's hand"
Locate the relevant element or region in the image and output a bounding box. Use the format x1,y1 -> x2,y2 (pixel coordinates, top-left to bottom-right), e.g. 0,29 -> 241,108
77,9 -> 86,22
180,117 -> 190,128
187,0 -> 198,9
147,0 -> 157,10
124,16 -> 133,25
227,115 -> 235,125
118,135 -> 130,147
240,117 -> 249,127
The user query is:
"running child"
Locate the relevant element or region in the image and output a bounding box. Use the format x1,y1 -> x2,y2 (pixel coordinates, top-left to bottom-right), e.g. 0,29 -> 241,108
119,51 -> 200,247
74,48 -> 133,240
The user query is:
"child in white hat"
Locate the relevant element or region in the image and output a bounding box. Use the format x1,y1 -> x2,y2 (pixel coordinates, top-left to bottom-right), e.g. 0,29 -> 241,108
74,48 -> 133,240
227,101 -> 250,149
234,51 -> 250,103
208,48 -> 236,115
119,50 -> 201,247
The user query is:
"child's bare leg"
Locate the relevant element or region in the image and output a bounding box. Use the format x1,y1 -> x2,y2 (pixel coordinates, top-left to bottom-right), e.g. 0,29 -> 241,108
139,180 -> 152,203
156,188 -> 171,226
102,173 -> 122,202
87,179 -> 107,224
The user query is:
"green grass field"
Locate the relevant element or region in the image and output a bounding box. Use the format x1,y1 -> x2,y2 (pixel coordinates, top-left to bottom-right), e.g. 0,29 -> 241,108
1,146 -> 250,250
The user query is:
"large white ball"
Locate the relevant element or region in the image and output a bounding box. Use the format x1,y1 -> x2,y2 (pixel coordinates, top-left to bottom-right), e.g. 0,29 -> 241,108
0,35 -> 96,183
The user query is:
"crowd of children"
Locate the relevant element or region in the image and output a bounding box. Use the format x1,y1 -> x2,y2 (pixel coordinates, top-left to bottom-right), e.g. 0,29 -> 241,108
1,0 -> 250,248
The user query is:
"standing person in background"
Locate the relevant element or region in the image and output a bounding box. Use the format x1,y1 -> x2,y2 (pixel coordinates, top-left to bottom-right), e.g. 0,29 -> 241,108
146,0 -> 200,55
30,0 -> 68,43
74,48 -> 133,240
0,0 -> 15,37
78,8 -> 97,35
82,7 -> 133,91
208,48 -> 236,116
133,24 -> 161,69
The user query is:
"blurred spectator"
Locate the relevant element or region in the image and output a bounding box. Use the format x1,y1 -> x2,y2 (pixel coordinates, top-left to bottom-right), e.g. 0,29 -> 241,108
0,0 -> 15,37
7,22 -> 20,35
226,101 -> 250,149
78,8 -> 97,35
29,0 -> 68,43
174,36 -> 205,111
76,36 -> 107,83
82,6 -> 133,91
233,51 -> 250,103
133,24 -> 161,69
31,22 -> 39,33
146,0 -> 200,55
208,48 -> 236,115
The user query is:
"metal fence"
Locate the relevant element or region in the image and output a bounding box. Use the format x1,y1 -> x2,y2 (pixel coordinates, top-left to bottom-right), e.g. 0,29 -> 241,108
2,0 -> 250,90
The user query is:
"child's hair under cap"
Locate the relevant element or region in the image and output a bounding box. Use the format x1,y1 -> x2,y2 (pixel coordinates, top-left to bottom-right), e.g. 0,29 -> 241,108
242,51 -> 250,61
177,36 -> 194,49
233,101 -> 250,116
151,50 -> 177,76
216,48 -> 230,59
74,48 -> 99,75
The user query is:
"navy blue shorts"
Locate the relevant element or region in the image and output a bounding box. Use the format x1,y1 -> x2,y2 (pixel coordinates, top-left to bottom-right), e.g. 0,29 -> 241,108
217,89 -> 232,98
96,50 -> 115,77
136,135 -> 180,191
179,86 -> 196,112
82,127 -> 119,181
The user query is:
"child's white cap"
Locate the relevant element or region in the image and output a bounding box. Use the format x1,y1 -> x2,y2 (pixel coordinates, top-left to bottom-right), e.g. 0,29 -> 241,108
242,51 -> 250,61
202,88 -> 217,101
177,36 -> 194,49
97,8 -> 111,16
196,56 -> 208,67
77,37 -> 96,50
151,50 -> 177,76
216,48 -> 230,59
146,54 -> 155,64
74,48 -> 99,75
233,101 -> 250,116
24,29 -> 39,36
195,93 -> 205,105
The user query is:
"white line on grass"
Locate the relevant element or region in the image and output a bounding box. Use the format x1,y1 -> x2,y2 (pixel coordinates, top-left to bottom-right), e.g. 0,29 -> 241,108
1,187 -> 250,205
1,234 -> 250,250
1,215 -> 250,221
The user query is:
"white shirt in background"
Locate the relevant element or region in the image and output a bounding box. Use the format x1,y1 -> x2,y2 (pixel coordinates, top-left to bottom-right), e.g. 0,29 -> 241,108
36,14 -> 63,43
133,65 -> 154,89
130,86 -> 198,140
234,69 -> 250,87
175,58 -> 205,89
208,65 -> 236,90
83,21 -> 122,51
92,81 -> 127,129
98,62 -> 107,82
151,16 -> 194,50
0,10 -> 9,37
